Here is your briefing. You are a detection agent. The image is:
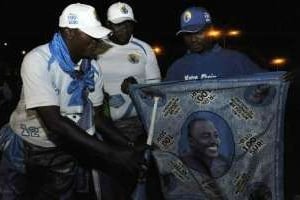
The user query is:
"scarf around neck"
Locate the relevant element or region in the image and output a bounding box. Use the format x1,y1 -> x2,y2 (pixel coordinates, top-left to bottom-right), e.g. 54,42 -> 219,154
49,32 -> 95,106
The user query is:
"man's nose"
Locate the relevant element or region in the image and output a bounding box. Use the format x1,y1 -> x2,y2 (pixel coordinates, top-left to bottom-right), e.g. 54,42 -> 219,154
190,34 -> 198,42
210,135 -> 220,144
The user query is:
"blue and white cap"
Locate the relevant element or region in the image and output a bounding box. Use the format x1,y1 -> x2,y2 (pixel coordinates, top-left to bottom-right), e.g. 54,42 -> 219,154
176,7 -> 212,35
59,3 -> 111,39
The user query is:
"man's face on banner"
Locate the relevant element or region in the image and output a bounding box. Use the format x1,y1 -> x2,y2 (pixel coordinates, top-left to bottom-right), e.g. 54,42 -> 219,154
189,119 -> 221,158
248,84 -> 270,104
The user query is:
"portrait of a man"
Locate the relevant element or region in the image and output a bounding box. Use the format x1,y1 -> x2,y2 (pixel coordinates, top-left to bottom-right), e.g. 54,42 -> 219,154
244,84 -> 276,106
179,111 -> 234,178
181,118 -> 229,178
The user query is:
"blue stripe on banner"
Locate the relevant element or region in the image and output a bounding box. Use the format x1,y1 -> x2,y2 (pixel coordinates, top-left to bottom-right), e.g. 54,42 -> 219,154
129,71 -> 289,200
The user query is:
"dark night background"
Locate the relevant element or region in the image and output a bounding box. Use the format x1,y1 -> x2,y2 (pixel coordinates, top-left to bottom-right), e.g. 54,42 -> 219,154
0,0 -> 300,198
0,0 -> 299,76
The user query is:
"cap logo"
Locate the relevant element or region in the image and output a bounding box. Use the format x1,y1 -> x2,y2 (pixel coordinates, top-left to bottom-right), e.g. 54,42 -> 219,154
120,5 -> 129,14
183,11 -> 192,23
203,12 -> 211,22
67,13 -> 78,24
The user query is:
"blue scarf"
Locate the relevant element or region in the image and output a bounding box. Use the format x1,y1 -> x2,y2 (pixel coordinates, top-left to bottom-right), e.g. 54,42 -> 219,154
49,32 -> 95,106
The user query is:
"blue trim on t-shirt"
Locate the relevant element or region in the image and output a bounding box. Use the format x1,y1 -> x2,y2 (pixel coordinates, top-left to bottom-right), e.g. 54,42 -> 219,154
130,40 -> 147,56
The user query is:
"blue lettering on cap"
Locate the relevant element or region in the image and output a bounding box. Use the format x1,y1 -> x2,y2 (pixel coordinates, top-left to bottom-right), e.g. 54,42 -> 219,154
68,14 -> 78,24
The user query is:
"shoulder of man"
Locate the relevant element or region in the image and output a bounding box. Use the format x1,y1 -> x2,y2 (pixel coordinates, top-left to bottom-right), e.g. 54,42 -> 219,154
24,43 -> 52,62
131,37 -> 149,46
130,37 -> 154,54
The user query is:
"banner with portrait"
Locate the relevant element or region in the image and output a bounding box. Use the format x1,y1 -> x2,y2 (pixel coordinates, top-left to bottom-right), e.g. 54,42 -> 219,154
130,71 -> 289,200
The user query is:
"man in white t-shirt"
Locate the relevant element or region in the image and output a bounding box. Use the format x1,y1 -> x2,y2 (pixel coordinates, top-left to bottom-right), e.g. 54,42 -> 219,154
95,2 -> 161,199
0,3 -> 141,199
97,1 -> 161,134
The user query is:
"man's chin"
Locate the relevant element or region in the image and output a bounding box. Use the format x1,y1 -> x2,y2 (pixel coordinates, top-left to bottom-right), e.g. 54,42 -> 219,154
190,47 -> 205,53
83,53 -> 98,60
118,39 -> 130,45
206,148 -> 219,158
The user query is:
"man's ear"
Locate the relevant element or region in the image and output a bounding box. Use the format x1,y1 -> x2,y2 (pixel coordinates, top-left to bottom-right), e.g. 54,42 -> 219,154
63,28 -> 76,40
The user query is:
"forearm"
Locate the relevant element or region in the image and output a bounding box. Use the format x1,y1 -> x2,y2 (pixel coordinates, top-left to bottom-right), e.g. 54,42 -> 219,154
94,106 -> 133,147
36,107 -> 115,161
35,105 -> 142,183
44,114 -> 140,179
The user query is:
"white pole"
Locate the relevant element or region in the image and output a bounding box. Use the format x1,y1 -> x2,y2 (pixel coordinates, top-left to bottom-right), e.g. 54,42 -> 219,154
146,96 -> 159,146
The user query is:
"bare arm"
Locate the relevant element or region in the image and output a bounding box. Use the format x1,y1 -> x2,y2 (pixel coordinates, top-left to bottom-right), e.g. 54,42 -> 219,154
94,105 -> 134,147
35,105 -> 139,176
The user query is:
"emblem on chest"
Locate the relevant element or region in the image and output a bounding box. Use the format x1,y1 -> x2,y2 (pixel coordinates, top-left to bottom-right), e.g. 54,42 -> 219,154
128,53 -> 140,64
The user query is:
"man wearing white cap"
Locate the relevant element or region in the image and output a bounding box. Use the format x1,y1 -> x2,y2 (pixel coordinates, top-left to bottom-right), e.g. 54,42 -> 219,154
96,1 -> 161,139
0,3 -> 141,199
95,2 -> 161,199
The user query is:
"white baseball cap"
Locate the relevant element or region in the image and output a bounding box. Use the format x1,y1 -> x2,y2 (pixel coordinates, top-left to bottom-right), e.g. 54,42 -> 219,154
59,3 -> 111,39
107,2 -> 136,24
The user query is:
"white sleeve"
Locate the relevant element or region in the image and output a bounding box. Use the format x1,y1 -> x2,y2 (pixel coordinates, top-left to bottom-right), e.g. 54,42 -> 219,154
89,61 -> 104,106
144,45 -> 161,84
21,51 -> 59,109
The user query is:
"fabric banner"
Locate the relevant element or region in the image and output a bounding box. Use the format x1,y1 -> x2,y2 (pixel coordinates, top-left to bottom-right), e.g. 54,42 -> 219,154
130,71 -> 289,200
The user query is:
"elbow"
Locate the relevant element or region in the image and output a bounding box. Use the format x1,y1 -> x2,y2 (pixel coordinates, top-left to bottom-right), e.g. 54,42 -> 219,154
41,115 -> 65,133
36,106 -> 68,133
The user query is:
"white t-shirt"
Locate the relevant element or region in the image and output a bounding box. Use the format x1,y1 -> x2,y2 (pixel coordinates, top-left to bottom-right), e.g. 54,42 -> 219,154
9,44 -> 104,147
97,37 -> 161,120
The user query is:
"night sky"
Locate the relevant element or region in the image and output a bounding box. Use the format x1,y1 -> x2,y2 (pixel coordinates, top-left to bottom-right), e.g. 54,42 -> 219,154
1,0 -> 298,75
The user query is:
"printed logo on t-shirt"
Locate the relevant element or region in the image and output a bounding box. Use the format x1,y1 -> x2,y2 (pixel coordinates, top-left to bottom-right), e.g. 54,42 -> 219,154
184,73 -> 216,80
200,73 -> 216,79
20,124 -> 40,137
128,53 -> 140,64
184,75 -> 199,80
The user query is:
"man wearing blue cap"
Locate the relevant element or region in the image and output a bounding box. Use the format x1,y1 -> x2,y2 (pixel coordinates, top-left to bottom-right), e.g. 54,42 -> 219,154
165,6 -> 266,81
